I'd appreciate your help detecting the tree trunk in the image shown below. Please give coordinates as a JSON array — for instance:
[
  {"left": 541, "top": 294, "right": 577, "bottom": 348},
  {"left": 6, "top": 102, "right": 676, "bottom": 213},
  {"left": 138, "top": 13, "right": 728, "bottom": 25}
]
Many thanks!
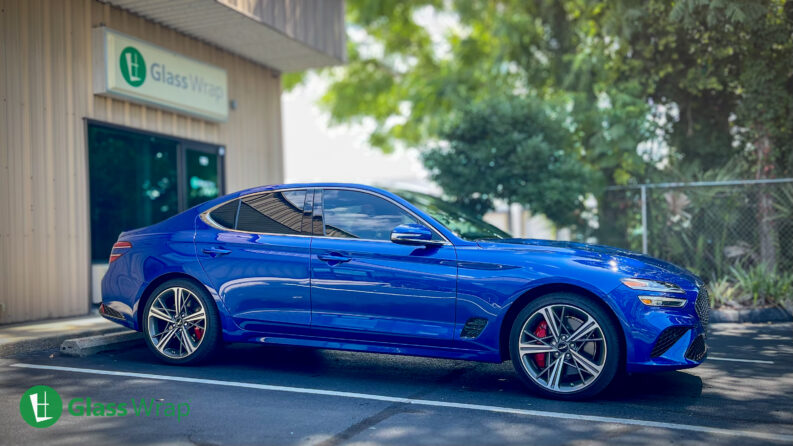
[{"left": 755, "top": 132, "right": 777, "bottom": 270}]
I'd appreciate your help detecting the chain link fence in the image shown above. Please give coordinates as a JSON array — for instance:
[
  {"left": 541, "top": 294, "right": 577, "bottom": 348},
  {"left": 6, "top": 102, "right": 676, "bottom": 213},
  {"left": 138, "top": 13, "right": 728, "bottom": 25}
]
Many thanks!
[{"left": 602, "top": 179, "right": 793, "bottom": 295}]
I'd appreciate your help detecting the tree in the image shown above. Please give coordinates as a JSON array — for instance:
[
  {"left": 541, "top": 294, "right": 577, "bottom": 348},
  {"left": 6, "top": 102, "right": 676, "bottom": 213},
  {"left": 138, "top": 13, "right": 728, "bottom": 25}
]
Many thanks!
[
  {"left": 423, "top": 97, "right": 592, "bottom": 227},
  {"left": 612, "top": 0, "right": 793, "bottom": 268},
  {"left": 293, "top": 0, "right": 792, "bottom": 243}
]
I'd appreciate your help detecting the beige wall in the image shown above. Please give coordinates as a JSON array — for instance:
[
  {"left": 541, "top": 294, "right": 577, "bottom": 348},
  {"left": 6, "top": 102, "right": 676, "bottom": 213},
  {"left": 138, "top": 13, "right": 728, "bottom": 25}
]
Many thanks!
[{"left": 0, "top": 0, "right": 284, "bottom": 324}]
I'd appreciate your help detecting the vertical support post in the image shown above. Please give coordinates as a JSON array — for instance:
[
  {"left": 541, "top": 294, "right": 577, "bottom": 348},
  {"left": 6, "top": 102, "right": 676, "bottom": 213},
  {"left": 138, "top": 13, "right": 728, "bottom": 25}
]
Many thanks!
[{"left": 641, "top": 185, "right": 648, "bottom": 254}]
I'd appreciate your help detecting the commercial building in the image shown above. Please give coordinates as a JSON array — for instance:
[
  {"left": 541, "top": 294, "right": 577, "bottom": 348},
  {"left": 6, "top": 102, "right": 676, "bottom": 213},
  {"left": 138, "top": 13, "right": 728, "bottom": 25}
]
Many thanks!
[{"left": 0, "top": 0, "right": 345, "bottom": 324}]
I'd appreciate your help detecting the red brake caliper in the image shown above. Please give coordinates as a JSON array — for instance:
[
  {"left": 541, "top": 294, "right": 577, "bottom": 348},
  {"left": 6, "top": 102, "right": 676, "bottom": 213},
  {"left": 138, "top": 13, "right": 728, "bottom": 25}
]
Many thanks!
[
  {"left": 193, "top": 327, "right": 204, "bottom": 341},
  {"left": 534, "top": 321, "right": 548, "bottom": 368}
]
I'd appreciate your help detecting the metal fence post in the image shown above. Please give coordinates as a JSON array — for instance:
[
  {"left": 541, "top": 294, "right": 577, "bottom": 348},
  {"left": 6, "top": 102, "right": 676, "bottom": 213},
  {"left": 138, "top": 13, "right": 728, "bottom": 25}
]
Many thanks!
[{"left": 641, "top": 185, "right": 648, "bottom": 254}]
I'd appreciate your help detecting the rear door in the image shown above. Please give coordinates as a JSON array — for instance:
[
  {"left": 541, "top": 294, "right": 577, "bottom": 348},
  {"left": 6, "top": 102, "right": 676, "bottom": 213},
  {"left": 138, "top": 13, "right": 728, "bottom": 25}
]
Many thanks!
[
  {"left": 196, "top": 189, "right": 313, "bottom": 334},
  {"left": 309, "top": 188, "right": 458, "bottom": 346}
]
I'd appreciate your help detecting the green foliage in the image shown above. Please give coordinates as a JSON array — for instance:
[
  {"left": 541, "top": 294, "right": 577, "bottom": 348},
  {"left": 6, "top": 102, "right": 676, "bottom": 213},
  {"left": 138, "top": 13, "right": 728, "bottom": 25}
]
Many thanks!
[
  {"left": 729, "top": 263, "right": 793, "bottom": 306},
  {"left": 422, "top": 97, "right": 592, "bottom": 226},
  {"left": 289, "top": 0, "right": 793, "bottom": 230},
  {"left": 707, "top": 276, "right": 740, "bottom": 308}
]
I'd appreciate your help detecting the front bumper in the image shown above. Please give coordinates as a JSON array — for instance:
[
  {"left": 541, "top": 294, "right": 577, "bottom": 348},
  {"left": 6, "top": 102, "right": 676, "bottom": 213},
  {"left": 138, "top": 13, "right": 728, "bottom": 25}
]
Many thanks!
[{"left": 615, "top": 285, "right": 710, "bottom": 373}]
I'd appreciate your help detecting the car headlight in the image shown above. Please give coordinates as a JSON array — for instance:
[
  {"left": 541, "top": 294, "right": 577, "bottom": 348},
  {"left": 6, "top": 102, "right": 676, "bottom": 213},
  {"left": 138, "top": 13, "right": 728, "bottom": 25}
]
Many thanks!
[
  {"left": 637, "top": 295, "right": 687, "bottom": 308},
  {"left": 620, "top": 278, "right": 684, "bottom": 294}
]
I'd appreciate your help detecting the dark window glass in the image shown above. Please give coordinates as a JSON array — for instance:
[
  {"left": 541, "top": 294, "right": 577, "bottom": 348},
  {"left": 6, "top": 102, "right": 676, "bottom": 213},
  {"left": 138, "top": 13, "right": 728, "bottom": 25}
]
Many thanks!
[
  {"left": 88, "top": 124, "right": 224, "bottom": 262},
  {"left": 209, "top": 199, "right": 239, "bottom": 229},
  {"left": 186, "top": 148, "right": 220, "bottom": 208},
  {"left": 88, "top": 125, "right": 179, "bottom": 261},
  {"left": 236, "top": 190, "right": 307, "bottom": 234},
  {"left": 322, "top": 190, "right": 417, "bottom": 240}
]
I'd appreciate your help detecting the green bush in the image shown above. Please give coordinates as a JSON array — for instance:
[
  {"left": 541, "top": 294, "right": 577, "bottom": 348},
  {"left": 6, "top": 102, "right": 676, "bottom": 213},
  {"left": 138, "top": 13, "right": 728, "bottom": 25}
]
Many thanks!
[{"left": 728, "top": 264, "right": 793, "bottom": 307}]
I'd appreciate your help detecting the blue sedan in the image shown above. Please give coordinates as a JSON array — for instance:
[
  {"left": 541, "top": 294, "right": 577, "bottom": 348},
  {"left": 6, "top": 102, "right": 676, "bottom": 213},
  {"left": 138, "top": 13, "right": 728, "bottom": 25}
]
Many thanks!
[{"left": 101, "top": 183, "right": 709, "bottom": 400}]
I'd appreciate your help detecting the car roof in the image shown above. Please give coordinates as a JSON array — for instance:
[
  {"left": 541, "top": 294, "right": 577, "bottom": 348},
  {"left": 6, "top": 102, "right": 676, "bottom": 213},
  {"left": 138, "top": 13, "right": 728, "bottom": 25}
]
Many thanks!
[{"left": 230, "top": 183, "right": 386, "bottom": 196}]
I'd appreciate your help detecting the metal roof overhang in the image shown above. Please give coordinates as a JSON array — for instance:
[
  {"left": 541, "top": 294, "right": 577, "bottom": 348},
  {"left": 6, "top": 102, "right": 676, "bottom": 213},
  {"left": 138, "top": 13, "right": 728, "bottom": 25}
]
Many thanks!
[{"left": 104, "top": 0, "right": 346, "bottom": 72}]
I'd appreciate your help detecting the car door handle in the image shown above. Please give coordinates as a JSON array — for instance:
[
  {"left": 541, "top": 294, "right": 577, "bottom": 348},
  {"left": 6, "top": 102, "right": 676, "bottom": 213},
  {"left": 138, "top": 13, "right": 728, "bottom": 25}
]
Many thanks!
[
  {"left": 318, "top": 253, "right": 351, "bottom": 263},
  {"left": 202, "top": 247, "right": 231, "bottom": 257}
]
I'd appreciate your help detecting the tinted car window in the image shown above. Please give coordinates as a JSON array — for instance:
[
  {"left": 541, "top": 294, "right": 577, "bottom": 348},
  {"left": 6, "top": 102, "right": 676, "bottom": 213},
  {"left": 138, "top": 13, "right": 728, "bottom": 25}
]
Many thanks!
[
  {"left": 236, "top": 190, "right": 306, "bottom": 234},
  {"left": 322, "top": 190, "right": 418, "bottom": 240},
  {"left": 209, "top": 199, "right": 239, "bottom": 229}
]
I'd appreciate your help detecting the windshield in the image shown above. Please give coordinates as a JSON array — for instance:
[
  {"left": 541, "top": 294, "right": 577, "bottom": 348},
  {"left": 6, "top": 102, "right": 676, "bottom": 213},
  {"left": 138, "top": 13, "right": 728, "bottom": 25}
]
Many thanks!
[{"left": 392, "top": 190, "right": 511, "bottom": 241}]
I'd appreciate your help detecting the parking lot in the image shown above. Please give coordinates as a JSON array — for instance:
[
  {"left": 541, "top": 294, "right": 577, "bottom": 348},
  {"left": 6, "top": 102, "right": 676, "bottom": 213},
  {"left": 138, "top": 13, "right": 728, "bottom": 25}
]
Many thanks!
[{"left": 1, "top": 322, "right": 791, "bottom": 446}]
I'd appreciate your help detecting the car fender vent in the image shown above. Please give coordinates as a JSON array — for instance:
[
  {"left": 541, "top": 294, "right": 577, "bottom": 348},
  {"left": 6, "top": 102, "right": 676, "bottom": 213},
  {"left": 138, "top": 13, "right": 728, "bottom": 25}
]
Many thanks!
[
  {"left": 650, "top": 326, "right": 690, "bottom": 357},
  {"left": 460, "top": 317, "right": 489, "bottom": 339}
]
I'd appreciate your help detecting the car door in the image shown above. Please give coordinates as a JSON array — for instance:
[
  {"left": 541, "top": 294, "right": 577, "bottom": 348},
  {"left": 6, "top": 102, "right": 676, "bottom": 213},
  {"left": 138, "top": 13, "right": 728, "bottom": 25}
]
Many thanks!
[
  {"left": 310, "top": 188, "right": 458, "bottom": 347},
  {"left": 196, "top": 189, "right": 314, "bottom": 334}
]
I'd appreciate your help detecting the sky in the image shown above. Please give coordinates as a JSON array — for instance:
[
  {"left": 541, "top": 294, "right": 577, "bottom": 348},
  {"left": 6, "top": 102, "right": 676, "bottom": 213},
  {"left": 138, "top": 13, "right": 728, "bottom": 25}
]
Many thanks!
[{"left": 282, "top": 75, "right": 437, "bottom": 193}]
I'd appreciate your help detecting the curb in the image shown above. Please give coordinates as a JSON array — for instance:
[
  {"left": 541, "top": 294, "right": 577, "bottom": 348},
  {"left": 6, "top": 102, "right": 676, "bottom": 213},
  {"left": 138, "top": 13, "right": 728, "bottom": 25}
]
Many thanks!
[
  {"left": 0, "top": 325, "right": 127, "bottom": 357},
  {"left": 710, "top": 305, "right": 793, "bottom": 324},
  {"left": 60, "top": 331, "right": 143, "bottom": 357}
]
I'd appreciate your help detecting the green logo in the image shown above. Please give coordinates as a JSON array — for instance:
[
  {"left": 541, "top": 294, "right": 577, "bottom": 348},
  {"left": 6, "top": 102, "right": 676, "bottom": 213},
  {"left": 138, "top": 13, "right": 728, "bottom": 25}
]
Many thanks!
[
  {"left": 19, "top": 385, "right": 63, "bottom": 428},
  {"left": 119, "top": 46, "right": 146, "bottom": 87}
]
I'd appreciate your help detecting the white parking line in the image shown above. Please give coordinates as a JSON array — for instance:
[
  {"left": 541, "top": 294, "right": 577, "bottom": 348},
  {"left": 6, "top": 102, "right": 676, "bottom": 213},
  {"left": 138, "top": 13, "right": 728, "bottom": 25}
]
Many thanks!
[
  {"left": 708, "top": 356, "right": 775, "bottom": 364},
  {"left": 11, "top": 362, "right": 793, "bottom": 443}
]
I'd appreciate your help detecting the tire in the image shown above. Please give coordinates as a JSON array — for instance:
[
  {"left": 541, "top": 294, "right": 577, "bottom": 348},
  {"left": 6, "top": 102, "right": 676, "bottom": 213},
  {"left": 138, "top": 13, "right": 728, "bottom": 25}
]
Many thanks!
[
  {"left": 142, "top": 279, "right": 221, "bottom": 365},
  {"left": 509, "top": 292, "right": 621, "bottom": 400}
]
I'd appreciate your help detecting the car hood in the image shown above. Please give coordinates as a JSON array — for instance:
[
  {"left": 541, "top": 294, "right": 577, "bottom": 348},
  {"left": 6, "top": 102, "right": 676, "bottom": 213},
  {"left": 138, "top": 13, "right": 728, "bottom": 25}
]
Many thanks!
[{"left": 476, "top": 238, "right": 701, "bottom": 289}]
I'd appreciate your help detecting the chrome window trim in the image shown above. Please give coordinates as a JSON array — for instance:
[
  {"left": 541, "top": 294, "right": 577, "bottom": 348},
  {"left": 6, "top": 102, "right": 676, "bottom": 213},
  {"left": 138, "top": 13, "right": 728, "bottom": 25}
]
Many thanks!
[{"left": 200, "top": 186, "right": 453, "bottom": 246}]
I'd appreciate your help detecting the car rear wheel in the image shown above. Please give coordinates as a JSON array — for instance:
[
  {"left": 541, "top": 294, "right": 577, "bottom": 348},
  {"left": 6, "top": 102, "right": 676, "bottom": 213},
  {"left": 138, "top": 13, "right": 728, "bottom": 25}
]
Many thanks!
[
  {"left": 509, "top": 292, "right": 620, "bottom": 400},
  {"left": 142, "top": 279, "right": 220, "bottom": 365}
]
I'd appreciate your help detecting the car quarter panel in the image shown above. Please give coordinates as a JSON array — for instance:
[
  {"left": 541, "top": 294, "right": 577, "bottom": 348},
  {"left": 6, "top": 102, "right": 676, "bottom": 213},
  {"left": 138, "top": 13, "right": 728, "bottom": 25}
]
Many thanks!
[{"left": 100, "top": 222, "right": 223, "bottom": 332}]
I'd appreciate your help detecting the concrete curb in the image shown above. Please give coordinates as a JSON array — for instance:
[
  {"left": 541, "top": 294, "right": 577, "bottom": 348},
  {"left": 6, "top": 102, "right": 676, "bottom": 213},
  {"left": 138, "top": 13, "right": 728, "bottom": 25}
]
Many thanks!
[
  {"left": 60, "top": 331, "right": 144, "bottom": 357},
  {"left": 711, "top": 305, "right": 793, "bottom": 324},
  {"left": 0, "top": 325, "right": 127, "bottom": 357}
]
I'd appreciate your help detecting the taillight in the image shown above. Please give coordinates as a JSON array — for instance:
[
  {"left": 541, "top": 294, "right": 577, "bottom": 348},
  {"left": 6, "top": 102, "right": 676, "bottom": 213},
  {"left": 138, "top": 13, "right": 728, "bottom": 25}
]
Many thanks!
[{"left": 109, "top": 241, "right": 132, "bottom": 263}]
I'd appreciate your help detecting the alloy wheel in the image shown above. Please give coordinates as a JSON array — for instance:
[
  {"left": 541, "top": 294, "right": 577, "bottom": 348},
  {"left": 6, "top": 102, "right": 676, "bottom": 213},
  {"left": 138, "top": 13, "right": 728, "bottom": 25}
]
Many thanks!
[
  {"left": 146, "top": 287, "right": 207, "bottom": 359},
  {"left": 517, "top": 304, "right": 607, "bottom": 393}
]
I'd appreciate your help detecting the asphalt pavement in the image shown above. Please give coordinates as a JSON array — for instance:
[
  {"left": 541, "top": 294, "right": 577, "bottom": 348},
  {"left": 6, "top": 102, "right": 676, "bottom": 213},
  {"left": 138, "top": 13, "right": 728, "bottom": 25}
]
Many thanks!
[{"left": 1, "top": 322, "right": 791, "bottom": 446}]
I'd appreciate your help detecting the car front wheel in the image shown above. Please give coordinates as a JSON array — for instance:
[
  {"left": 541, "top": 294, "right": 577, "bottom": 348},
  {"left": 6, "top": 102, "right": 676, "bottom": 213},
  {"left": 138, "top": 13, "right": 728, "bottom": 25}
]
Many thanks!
[
  {"left": 509, "top": 293, "right": 621, "bottom": 400},
  {"left": 142, "top": 279, "right": 220, "bottom": 365}
]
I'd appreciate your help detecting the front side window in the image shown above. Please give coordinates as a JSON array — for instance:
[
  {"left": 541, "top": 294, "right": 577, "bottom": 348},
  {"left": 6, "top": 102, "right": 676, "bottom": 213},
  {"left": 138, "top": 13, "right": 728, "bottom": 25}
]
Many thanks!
[
  {"left": 236, "top": 190, "right": 307, "bottom": 234},
  {"left": 322, "top": 190, "right": 420, "bottom": 240}
]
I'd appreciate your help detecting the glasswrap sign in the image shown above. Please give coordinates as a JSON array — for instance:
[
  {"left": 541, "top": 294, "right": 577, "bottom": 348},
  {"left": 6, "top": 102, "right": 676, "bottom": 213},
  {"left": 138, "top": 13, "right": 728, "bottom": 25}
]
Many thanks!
[{"left": 92, "top": 27, "right": 228, "bottom": 122}]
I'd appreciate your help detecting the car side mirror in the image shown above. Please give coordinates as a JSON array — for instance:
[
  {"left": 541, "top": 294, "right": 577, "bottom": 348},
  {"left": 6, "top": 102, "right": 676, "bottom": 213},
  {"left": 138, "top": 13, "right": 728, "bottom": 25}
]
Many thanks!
[{"left": 390, "top": 223, "right": 442, "bottom": 246}]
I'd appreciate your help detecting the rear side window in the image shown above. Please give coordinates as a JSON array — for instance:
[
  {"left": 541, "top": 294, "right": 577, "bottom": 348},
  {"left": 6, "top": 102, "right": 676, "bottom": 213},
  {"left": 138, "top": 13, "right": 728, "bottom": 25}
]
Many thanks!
[
  {"left": 236, "top": 190, "right": 307, "bottom": 234},
  {"left": 209, "top": 199, "right": 239, "bottom": 229}
]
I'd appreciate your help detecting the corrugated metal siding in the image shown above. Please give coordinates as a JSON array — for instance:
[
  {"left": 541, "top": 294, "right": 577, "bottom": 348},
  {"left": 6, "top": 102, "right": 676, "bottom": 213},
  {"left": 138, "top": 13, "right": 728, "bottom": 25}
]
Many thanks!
[{"left": 0, "top": 0, "right": 284, "bottom": 324}]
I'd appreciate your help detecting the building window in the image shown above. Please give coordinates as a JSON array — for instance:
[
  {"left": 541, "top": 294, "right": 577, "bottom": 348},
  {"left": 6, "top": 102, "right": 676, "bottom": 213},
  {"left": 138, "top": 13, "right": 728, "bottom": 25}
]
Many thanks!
[{"left": 88, "top": 122, "right": 224, "bottom": 262}]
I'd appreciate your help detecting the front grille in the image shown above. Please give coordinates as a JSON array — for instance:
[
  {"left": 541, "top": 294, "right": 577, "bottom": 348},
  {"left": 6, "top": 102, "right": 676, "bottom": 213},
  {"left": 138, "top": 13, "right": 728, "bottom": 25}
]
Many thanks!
[
  {"left": 685, "top": 334, "right": 707, "bottom": 361},
  {"left": 696, "top": 287, "right": 711, "bottom": 329},
  {"left": 651, "top": 326, "right": 690, "bottom": 357}
]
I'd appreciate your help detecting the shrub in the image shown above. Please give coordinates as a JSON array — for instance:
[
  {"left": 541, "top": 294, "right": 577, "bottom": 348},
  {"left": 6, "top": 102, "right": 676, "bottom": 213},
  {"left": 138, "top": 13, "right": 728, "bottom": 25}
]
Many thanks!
[{"left": 728, "top": 263, "right": 793, "bottom": 306}]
